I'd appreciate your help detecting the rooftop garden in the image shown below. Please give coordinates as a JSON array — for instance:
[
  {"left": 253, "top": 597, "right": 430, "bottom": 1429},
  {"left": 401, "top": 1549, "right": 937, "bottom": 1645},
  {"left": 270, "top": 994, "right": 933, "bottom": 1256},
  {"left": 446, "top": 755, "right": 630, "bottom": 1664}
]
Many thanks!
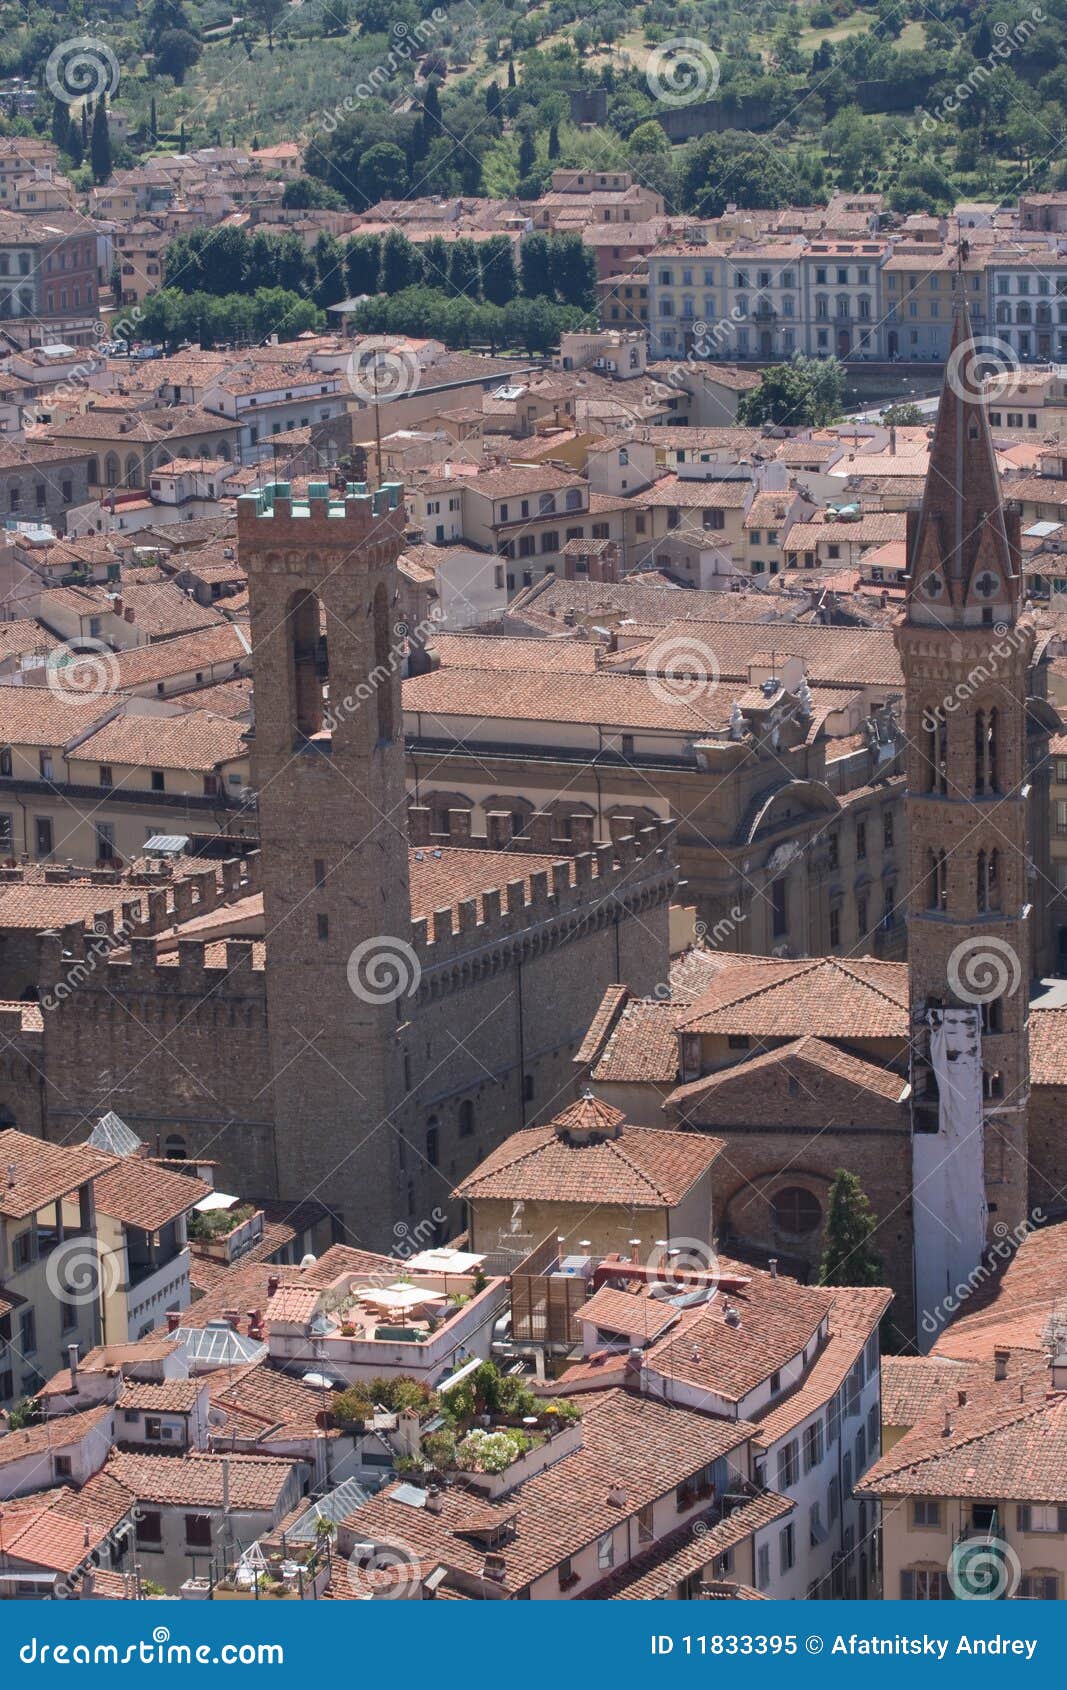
[{"left": 188, "top": 1203, "right": 256, "bottom": 1242}]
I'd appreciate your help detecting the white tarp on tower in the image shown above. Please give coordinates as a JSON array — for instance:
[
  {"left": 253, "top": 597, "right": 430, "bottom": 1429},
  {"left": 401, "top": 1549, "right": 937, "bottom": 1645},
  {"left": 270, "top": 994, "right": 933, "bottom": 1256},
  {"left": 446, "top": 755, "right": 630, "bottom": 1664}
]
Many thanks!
[{"left": 913, "top": 1005, "right": 987, "bottom": 1351}]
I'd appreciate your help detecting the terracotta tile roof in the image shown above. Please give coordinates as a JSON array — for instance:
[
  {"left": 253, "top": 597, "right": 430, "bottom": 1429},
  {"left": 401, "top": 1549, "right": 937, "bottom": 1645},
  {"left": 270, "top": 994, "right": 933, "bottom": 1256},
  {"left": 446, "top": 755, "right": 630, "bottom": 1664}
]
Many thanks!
[
  {"left": 582, "top": 1489, "right": 794, "bottom": 1599},
  {"left": 118, "top": 1380, "right": 205, "bottom": 1413},
  {"left": 107, "top": 1450, "right": 297, "bottom": 1510},
  {"left": 0, "top": 1402, "right": 113, "bottom": 1470},
  {"left": 429, "top": 633, "right": 600, "bottom": 674},
  {"left": 576, "top": 1284, "right": 680, "bottom": 1342},
  {"left": 410, "top": 846, "right": 595, "bottom": 926},
  {"left": 932, "top": 1217, "right": 1067, "bottom": 1361},
  {"left": 404, "top": 666, "right": 730, "bottom": 733},
  {"left": 0, "top": 687, "right": 110, "bottom": 748},
  {"left": 636, "top": 476, "right": 750, "bottom": 511},
  {"left": 634, "top": 1267, "right": 833, "bottom": 1404},
  {"left": 92, "top": 1158, "right": 211, "bottom": 1231},
  {"left": 71, "top": 709, "right": 248, "bottom": 774},
  {"left": 590, "top": 998, "right": 684, "bottom": 1085},
  {"left": 755, "top": 1286, "right": 892, "bottom": 1443},
  {"left": 858, "top": 1387, "right": 1067, "bottom": 1502},
  {"left": 2, "top": 1472, "right": 134, "bottom": 1576},
  {"left": 626, "top": 617, "right": 903, "bottom": 688},
  {"left": 341, "top": 1388, "right": 755, "bottom": 1594},
  {"left": 1028, "top": 1006, "right": 1067, "bottom": 1084},
  {"left": 668, "top": 1035, "right": 908, "bottom": 1115},
  {"left": 208, "top": 1361, "right": 330, "bottom": 1443},
  {"left": 110, "top": 624, "right": 249, "bottom": 690},
  {"left": 0, "top": 620, "right": 60, "bottom": 661},
  {"left": 0, "top": 1128, "right": 115, "bottom": 1219},
  {"left": 454, "top": 1112, "right": 721, "bottom": 1207},
  {"left": 880, "top": 1356, "right": 989, "bottom": 1428},
  {"left": 677, "top": 955, "right": 909, "bottom": 1040}
]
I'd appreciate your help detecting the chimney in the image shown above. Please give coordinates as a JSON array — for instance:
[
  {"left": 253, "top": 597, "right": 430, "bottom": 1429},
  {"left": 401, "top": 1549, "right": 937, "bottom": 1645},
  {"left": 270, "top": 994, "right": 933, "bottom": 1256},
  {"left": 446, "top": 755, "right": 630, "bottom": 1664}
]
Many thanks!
[
  {"left": 768, "top": 1258, "right": 778, "bottom": 1279},
  {"left": 994, "top": 1347, "right": 1009, "bottom": 1382},
  {"left": 889, "top": 425, "right": 897, "bottom": 456},
  {"left": 221, "top": 1456, "right": 230, "bottom": 1514},
  {"left": 942, "top": 1409, "right": 952, "bottom": 1437},
  {"left": 124, "top": 607, "right": 135, "bottom": 624},
  {"left": 723, "top": 1302, "right": 741, "bottom": 1328},
  {"left": 957, "top": 1389, "right": 968, "bottom": 1407},
  {"left": 67, "top": 1343, "right": 79, "bottom": 1391},
  {"left": 623, "top": 1347, "right": 643, "bottom": 1391},
  {"left": 267, "top": 1274, "right": 280, "bottom": 1298},
  {"left": 166, "top": 1310, "right": 180, "bottom": 1332},
  {"left": 425, "top": 1484, "right": 443, "bottom": 1515}
]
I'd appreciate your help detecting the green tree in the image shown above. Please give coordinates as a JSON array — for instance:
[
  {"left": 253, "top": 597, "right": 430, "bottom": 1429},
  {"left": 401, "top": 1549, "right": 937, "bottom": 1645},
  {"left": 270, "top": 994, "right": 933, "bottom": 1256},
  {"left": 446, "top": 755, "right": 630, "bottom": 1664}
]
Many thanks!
[
  {"left": 519, "top": 231, "right": 552, "bottom": 300},
  {"left": 247, "top": 0, "right": 286, "bottom": 49},
  {"left": 344, "top": 233, "right": 382, "bottom": 296},
  {"left": 282, "top": 177, "right": 346, "bottom": 210},
  {"left": 90, "top": 99, "right": 112, "bottom": 185},
  {"left": 313, "top": 232, "right": 346, "bottom": 307},
  {"left": 156, "top": 28, "right": 202, "bottom": 83},
  {"left": 480, "top": 234, "right": 518, "bottom": 306},
  {"left": 357, "top": 141, "right": 409, "bottom": 203},
  {"left": 448, "top": 237, "right": 482, "bottom": 301},
  {"left": 518, "top": 127, "right": 536, "bottom": 178},
  {"left": 737, "top": 354, "right": 844, "bottom": 429},
  {"left": 819, "top": 1169, "right": 883, "bottom": 1288},
  {"left": 380, "top": 228, "right": 422, "bottom": 293},
  {"left": 50, "top": 98, "right": 71, "bottom": 154},
  {"left": 881, "top": 402, "right": 925, "bottom": 426},
  {"left": 548, "top": 232, "right": 596, "bottom": 310}
]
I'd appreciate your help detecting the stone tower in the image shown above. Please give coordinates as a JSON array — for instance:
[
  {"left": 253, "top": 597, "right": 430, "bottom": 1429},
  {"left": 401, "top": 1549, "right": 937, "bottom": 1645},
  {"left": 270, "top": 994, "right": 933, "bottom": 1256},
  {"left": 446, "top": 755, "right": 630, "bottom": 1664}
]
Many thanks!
[
  {"left": 895, "top": 303, "right": 1034, "bottom": 1340},
  {"left": 239, "top": 480, "right": 412, "bottom": 1248}
]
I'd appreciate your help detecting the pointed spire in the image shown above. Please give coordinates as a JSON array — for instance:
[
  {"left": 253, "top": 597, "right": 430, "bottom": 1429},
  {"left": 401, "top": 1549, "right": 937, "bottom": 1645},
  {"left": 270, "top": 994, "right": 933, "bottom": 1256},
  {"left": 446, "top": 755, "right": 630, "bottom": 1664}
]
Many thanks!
[{"left": 906, "top": 294, "right": 1020, "bottom": 622}]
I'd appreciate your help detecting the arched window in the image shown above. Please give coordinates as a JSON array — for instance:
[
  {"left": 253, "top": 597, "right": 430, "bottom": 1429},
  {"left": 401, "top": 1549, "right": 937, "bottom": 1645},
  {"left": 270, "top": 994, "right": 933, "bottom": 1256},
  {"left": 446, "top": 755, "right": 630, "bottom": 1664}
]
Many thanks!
[
  {"left": 1017, "top": 302, "right": 1032, "bottom": 324},
  {"left": 124, "top": 453, "right": 139, "bottom": 488},
  {"left": 977, "top": 848, "right": 1001, "bottom": 913},
  {"left": 104, "top": 452, "right": 120, "bottom": 487},
  {"left": 925, "top": 714, "right": 948, "bottom": 794},
  {"left": 772, "top": 1186, "right": 822, "bottom": 1237},
  {"left": 926, "top": 849, "right": 948, "bottom": 912},
  {"left": 164, "top": 1133, "right": 187, "bottom": 1159},
  {"left": 372, "top": 582, "right": 394, "bottom": 745},
  {"left": 87, "top": 457, "right": 99, "bottom": 485},
  {"left": 287, "top": 589, "right": 323, "bottom": 741},
  {"left": 425, "top": 1116, "right": 439, "bottom": 1168},
  {"left": 458, "top": 1100, "right": 474, "bottom": 1138},
  {"left": 976, "top": 707, "right": 998, "bottom": 795}
]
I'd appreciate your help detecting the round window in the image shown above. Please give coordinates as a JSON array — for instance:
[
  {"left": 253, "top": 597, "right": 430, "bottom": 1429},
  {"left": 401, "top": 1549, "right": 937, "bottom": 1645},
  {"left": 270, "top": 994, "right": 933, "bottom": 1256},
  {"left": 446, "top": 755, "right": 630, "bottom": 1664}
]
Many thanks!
[{"left": 772, "top": 1186, "right": 822, "bottom": 1237}]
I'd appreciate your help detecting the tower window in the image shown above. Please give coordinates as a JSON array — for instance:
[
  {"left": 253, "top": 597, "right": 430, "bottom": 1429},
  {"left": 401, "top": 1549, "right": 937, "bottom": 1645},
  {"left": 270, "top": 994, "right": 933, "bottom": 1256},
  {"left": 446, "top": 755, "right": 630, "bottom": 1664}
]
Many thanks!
[
  {"left": 288, "top": 589, "right": 324, "bottom": 741},
  {"left": 926, "top": 849, "right": 948, "bottom": 912},
  {"left": 925, "top": 715, "right": 948, "bottom": 794},
  {"left": 458, "top": 1100, "right": 474, "bottom": 1137},
  {"left": 976, "top": 707, "right": 999, "bottom": 796},
  {"left": 373, "top": 583, "right": 394, "bottom": 746},
  {"left": 313, "top": 858, "right": 326, "bottom": 888},
  {"left": 316, "top": 913, "right": 329, "bottom": 941}
]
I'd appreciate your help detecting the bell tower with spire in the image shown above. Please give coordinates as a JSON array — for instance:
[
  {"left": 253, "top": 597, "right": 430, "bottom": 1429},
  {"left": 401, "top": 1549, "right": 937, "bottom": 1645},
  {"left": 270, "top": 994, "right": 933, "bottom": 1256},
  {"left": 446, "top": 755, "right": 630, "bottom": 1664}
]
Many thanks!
[{"left": 895, "top": 300, "right": 1034, "bottom": 1337}]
